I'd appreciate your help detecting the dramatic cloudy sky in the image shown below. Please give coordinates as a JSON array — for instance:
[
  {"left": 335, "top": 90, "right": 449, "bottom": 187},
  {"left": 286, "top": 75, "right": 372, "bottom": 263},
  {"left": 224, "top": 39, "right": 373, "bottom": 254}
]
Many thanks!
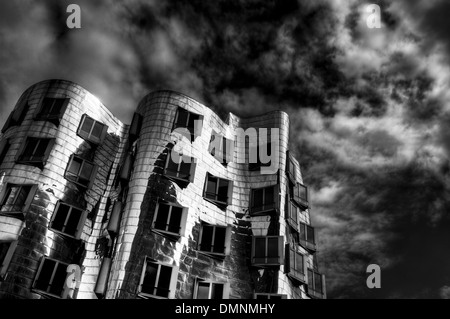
[{"left": 1, "top": 0, "right": 450, "bottom": 299}]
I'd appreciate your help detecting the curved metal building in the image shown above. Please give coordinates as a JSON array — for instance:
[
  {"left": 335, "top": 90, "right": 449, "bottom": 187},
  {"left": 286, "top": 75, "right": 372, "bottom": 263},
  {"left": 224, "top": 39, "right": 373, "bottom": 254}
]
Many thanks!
[{"left": 0, "top": 80, "right": 325, "bottom": 299}]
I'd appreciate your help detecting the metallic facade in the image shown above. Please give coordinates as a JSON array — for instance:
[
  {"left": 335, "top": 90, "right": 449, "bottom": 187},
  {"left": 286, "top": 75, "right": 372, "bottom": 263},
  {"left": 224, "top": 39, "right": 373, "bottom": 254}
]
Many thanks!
[{"left": 0, "top": 79, "right": 325, "bottom": 299}]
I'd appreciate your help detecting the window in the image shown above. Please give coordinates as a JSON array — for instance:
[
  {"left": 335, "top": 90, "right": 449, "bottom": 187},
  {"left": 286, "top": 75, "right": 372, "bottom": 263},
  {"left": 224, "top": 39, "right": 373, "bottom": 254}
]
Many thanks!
[
  {"left": 77, "top": 114, "right": 108, "bottom": 144},
  {"left": 137, "top": 258, "right": 178, "bottom": 299},
  {"left": 198, "top": 223, "right": 231, "bottom": 257},
  {"left": 246, "top": 134, "right": 272, "bottom": 171},
  {"left": 286, "top": 196, "right": 299, "bottom": 231},
  {"left": 254, "top": 293, "right": 287, "bottom": 299},
  {"left": 286, "top": 151, "right": 297, "bottom": 183},
  {"left": 0, "top": 241, "right": 18, "bottom": 279},
  {"left": 49, "top": 201, "right": 87, "bottom": 239},
  {"left": 307, "top": 269, "right": 326, "bottom": 299},
  {"left": 33, "top": 257, "right": 69, "bottom": 298},
  {"left": 203, "top": 174, "right": 233, "bottom": 207},
  {"left": 209, "top": 131, "right": 234, "bottom": 165},
  {"left": 299, "top": 222, "right": 316, "bottom": 252},
  {"left": 0, "top": 184, "right": 37, "bottom": 216},
  {"left": 291, "top": 183, "right": 308, "bottom": 209},
  {"left": 129, "top": 112, "right": 143, "bottom": 142},
  {"left": 65, "top": 155, "right": 97, "bottom": 189},
  {"left": 15, "top": 137, "right": 55, "bottom": 168},
  {"left": 164, "top": 150, "right": 196, "bottom": 183},
  {"left": 194, "top": 279, "right": 230, "bottom": 299},
  {"left": 152, "top": 202, "right": 188, "bottom": 238},
  {"left": 250, "top": 185, "right": 278, "bottom": 216},
  {"left": 251, "top": 236, "right": 284, "bottom": 266},
  {"left": 1, "top": 99, "right": 29, "bottom": 133},
  {"left": 0, "top": 139, "right": 11, "bottom": 166},
  {"left": 34, "top": 97, "right": 69, "bottom": 126},
  {"left": 119, "top": 152, "right": 134, "bottom": 181},
  {"left": 285, "top": 244, "right": 307, "bottom": 284},
  {"left": 172, "top": 108, "right": 203, "bottom": 142},
  {"left": 249, "top": 141, "right": 272, "bottom": 171}
]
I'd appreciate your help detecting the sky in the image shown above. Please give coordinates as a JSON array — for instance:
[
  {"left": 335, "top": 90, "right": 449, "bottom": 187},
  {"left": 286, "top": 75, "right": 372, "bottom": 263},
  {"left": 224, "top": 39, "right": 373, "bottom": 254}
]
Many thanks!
[{"left": 1, "top": 0, "right": 450, "bottom": 299}]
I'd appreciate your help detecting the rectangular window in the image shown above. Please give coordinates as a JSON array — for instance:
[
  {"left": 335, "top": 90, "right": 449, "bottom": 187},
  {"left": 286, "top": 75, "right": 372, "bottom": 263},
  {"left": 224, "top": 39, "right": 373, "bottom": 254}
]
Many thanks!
[
  {"left": 286, "top": 196, "right": 299, "bottom": 231},
  {"left": 0, "top": 139, "right": 11, "bottom": 166},
  {"left": 129, "top": 112, "right": 143, "bottom": 142},
  {"left": 173, "top": 108, "right": 202, "bottom": 142},
  {"left": 33, "top": 257, "right": 70, "bottom": 298},
  {"left": 299, "top": 222, "right": 316, "bottom": 252},
  {"left": 15, "top": 137, "right": 55, "bottom": 168},
  {"left": 286, "top": 151, "right": 297, "bottom": 183},
  {"left": 251, "top": 236, "right": 284, "bottom": 266},
  {"left": 203, "top": 174, "right": 233, "bottom": 207},
  {"left": 285, "top": 244, "right": 307, "bottom": 284},
  {"left": 1, "top": 99, "right": 30, "bottom": 133},
  {"left": 49, "top": 201, "right": 87, "bottom": 239},
  {"left": 65, "top": 155, "right": 97, "bottom": 189},
  {"left": 250, "top": 185, "right": 278, "bottom": 215},
  {"left": 0, "top": 184, "right": 37, "bottom": 216},
  {"left": 137, "top": 258, "right": 178, "bottom": 299},
  {"left": 291, "top": 183, "right": 308, "bottom": 209},
  {"left": 249, "top": 141, "right": 272, "bottom": 171},
  {"left": 152, "top": 202, "right": 188, "bottom": 237},
  {"left": 164, "top": 150, "right": 196, "bottom": 183},
  {"left": 209, "top": 131, "right": 234, "bottom": 165},
  {"left": 254, "top": 293, "right": 287, "bottom": 299},
  {"left": 0, "top": 241, "right": 18, "bottom": 279},
  {"left": 77, "top": 114, "right": 108, "bottom": 144},
  {"left": 194, "top": 280, "right": 230, "bottom": 299},
  {"left": 35, "top": 98, "right": 69, "bottom": 125},
  {"left": 198, "top": 224, "right": 231, "bottom": 256},
  {"left": 307, "top": 269, "right": 326, "bottom": 299}
]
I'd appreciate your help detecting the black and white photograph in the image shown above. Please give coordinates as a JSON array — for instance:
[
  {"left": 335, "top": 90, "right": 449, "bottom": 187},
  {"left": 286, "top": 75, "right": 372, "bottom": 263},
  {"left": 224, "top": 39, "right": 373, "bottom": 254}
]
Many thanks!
[{"left": 0, "top": 0, "right": 449, "bottom": 306}]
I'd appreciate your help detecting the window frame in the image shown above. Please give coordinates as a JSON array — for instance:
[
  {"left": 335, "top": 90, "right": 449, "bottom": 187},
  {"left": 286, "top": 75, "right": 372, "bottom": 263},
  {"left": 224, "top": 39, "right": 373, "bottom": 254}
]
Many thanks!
[
  {"left": 249, "top": 184, "right": 279, "bottom": 216},
  {"left": 64, "top": 154, "right": 97, "bottom": 189},
  {"left": 251, "top": 236, "right": 284, "bottom": 266},
  {"left": 0, "top": 183, "right": 38, "bottom": 217},
  {"left": 77, "top": 114, "right": 108, "bottom": 145},
  {"left": 163, "top": 149, "right": 196, "bottom": 184},
  {"left": 129, "top": 112, "right": 143, "bottom": 142},
  {"left": 248, "top": 133, "right": 273, "bottom": 171},
  {"left": 197, "top": 223, "right": 232, "bottom": 257},
  {"left": 172, "top": 107, "right": 203, "bottom": 142},
  {"left": 137, "top": 258, "right": 179, "bottom": 299},
  {"left": 286, "top": 151, "right": 297, "bottom": 183},
  {"left": 203, "top": 173, "right": 233, "bottom": 207},
  {"left": 285, "top": 244, "right": 307, "bottom": 284},
  {"left": 299, "top": 222, "right": 317, "bottom": 252},
  {"left": 32, "top": 257, "right": 70, "bottom": 299},
  {"left": 286, "top": 195, "right": 299, "bottom": 231},
  {"left": 34, "top": 97, "right": 69, "bottom": 126},
  {"left": 307, "top": 268, "right": 326, "bottom": 299},
  {"left": 1, "top": 99, "right": 30, "bottom": 133},
  {"left": 15, "top": 137, "right": 55, "bottom": 169},
  {"left": 209, "top": 131, "right": 234, "bottom": 165},
  {"left": 193, "top": 278, "right": 230, "bottom": 299},
  {"left": 49, "top": 201, "right": 87, "bottom": 239},
  {"left": 0, "top": 240, "right": 18, "bottom": 280},
  {"left": 291, "top": 183, "right": 309, "bottom": 209},
  {"left": 152, "top": 201, "right": 188, "bottom": 238},
  {"left": 0, "top": 139, "right": 11, "bottom": 166}
]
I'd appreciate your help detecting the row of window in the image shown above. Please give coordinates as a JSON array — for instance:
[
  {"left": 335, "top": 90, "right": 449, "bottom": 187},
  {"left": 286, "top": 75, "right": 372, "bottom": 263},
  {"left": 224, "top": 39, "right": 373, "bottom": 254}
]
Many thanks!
[
  {"left": 2, "top": 96, "right": 108, "bottom": 142},
  {"left": 2, "top": 250, "right": 320, "bottom": 299},
  {"left": 0, "top": 114, "right": 107, "bottom": 172},
  {"left": 137, "top": 255, "right": 324, "bottom": 299}
]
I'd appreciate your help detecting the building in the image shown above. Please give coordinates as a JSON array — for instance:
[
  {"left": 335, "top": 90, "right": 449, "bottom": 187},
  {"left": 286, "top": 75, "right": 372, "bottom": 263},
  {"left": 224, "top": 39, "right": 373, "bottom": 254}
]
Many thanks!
[{"left": 0, "top": 79, "right": 326, "bottom": 299}]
